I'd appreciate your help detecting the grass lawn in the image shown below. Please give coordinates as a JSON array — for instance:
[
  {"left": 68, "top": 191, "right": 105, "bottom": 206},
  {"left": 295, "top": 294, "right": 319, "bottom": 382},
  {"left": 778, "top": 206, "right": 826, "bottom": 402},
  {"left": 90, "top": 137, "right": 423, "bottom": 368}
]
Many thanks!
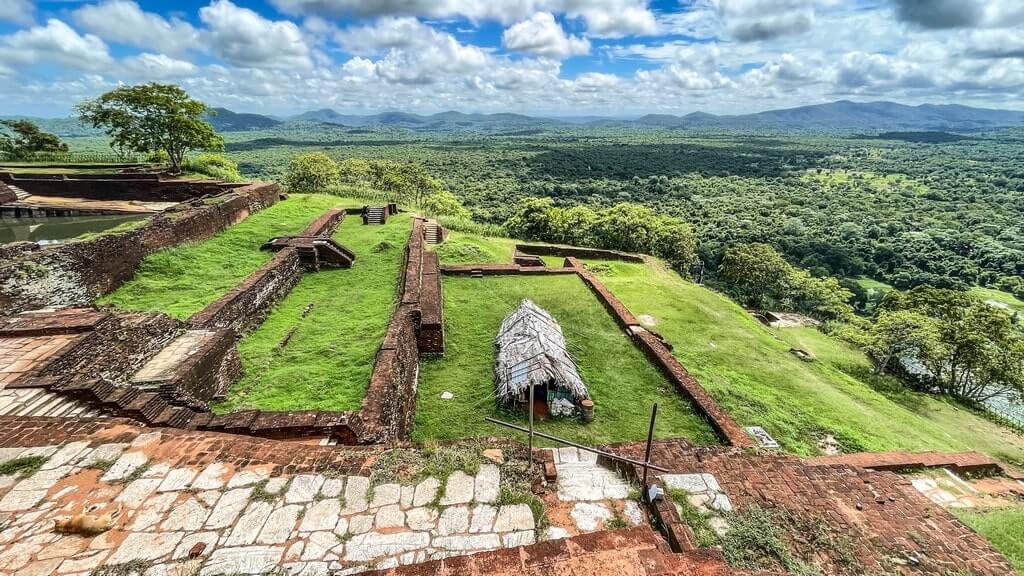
[
  {"left": 583, "top": 259, "right": 1024, "bottom": 465},
  {"left": 99, "top": 194, "right": 364, "bottom": 319},
  {"left": 954, "top": 506, "right": 1024, "bottom": 574},
  {"left": 213, "top": 213, "right": 410, "bottom": 413},
  {"left": 971, "top": 287, "right": 1024, "bottom": 314},
  {"left": 414, "top": 274, "right": 719, "bottom": 446},
  {"left": 431, "top": 231, "right": 563, "bottom": 266}
]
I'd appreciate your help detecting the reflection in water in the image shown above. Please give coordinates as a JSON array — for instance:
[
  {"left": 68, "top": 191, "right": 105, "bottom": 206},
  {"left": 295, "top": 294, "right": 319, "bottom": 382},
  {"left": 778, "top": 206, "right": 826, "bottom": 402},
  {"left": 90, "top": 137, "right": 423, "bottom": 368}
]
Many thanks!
[{"left": 0, "top": 214, "right": 147, "bottom": 245}]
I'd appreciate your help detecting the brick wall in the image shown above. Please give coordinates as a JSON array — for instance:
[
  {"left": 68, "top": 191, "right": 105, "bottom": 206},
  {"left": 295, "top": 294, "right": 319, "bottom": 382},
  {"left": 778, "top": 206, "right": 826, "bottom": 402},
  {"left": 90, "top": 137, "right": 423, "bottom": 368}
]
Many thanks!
[
  {"left": 0, "top": 182, "right": 283, "bottom": 314},
  {"left": 515, "top": 243, "right": 646, "bottom": 263},
  {"left": 188, "top": 248, "right": 304, "bottom": 333},
  {"left": 418, "top": 251, "right": 445, "bottom": 355},
  {"left": 0, "top": 182, "right": 15, "bottom": 204},
  {"left": 0, "top": 172, "right": 248, "bottom": 202}
]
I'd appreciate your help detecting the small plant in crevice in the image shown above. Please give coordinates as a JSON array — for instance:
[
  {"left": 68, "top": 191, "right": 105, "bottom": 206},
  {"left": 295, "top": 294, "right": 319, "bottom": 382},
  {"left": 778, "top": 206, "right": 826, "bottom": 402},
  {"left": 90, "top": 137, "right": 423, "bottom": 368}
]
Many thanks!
[
  {"left": 89, "top": 559, "right": 152, "bottom": 576},
  {"left": 0, "top": 455, "right": 47, "bottom": 478},
  {"left": 84, "top": 459, "right": 116, "bottom": 473},
  {"left": 112, "top": 462, "right": 151, "bottom": 485},
  {"left": 605, "top": 504, "right": 630, "bottom": 530},
  {"left": 719, "top": 505, "right": 828, "bottom": 576},
  {"left": 666, "top": 488, "right": 720, "bottom": 548},
  {"left": 251, "top": 478, "right": 287, "bottom": 502}
]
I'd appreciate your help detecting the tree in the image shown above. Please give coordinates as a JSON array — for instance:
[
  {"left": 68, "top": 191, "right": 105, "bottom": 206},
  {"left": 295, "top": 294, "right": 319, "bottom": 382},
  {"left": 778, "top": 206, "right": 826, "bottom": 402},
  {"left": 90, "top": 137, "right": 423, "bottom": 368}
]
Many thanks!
[
  {"left": 284, "top": 152, "right": 340, "bottom": 192},
  {"left": 76, "top": 83, "right": 223, "bottom": 173},
  {"left": 864, "top": 310, "right": 942, "bottom": 374},
  {"left": 718, "top": 243, "right": 792, "bottom": 310},
  {"left": 504, "top": 197, "right": 559, "bottom": 241},
  {"left": 880, "top": 286, "right": 1024, "bottom": 403},
  {"left": 421, "top": 190, "right": 470, "bottom": 219},
  {"left": 0, "top": 120, "right": 67, "bottom": 158}
]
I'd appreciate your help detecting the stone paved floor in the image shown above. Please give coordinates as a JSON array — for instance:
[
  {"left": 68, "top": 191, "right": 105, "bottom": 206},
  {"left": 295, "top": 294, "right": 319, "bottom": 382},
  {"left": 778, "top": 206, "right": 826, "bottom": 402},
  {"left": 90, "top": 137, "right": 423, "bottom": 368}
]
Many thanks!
[
  {"left": 543, "top": 447, "right": 645, "bottom": 539},
  {"left": 0, "top": 426, "right": 651, "bottom": 576}
]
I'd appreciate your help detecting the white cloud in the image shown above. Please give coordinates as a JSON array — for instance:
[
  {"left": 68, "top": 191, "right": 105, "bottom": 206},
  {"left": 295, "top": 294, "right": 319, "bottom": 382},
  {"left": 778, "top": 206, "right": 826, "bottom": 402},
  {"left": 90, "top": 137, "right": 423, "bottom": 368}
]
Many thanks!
[
  {"left": 72, "top": 0, "right": 199, "bottom": 56},
  {"left": 270, "top": 0, "right": 656, "bottom": 37},
  {"left": 502, "top": 12, "right": 589, "bottom": 59},
  {"left": 0, "top": 0, "right": 33, "bottom": 26},
  {"left": 199, "top": 0, "right": 312, "bottom": 70},
  {"left": 0, "top": 19, "right": 112, "bottom": 73},
  {"left": 122, "top": 53, "right": 199, "bottom": 78},
  {"left": 717, "top": 0, "right": 816, "bottom": 41},
  {"left": 334, "top": 17, "right": 437, "bottom": 54}
]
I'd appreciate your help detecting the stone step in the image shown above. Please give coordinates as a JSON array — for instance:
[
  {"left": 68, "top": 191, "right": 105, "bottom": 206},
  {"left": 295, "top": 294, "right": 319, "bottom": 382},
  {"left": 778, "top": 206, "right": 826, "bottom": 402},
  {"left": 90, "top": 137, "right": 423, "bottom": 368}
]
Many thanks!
[{"left": 132, "top": 330, "right": 218, "bottom": 387}]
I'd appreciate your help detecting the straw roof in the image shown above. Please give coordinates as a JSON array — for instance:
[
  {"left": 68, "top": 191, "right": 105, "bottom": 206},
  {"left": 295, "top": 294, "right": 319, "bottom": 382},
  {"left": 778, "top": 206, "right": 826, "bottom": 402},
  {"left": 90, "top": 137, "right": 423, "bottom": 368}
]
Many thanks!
[{"left": 494, "top": 299, "right": 589, "bottom": 402}]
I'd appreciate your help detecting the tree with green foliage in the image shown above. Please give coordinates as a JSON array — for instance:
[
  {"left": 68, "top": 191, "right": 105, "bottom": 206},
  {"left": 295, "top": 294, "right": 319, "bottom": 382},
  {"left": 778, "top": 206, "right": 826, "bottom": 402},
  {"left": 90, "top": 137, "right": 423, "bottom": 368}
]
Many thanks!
[
  {"left": 504, "top": 197, "right": 559, "bottom": 241},
  {"left": 421, "top": 190, "right": 470, "bottom": 219},
  {"left": 863, "top": 310, "right": 942, "bottom": 375},
  {"left": 0, "top": 120, "right": 68, "bottom": 158},
  {"left": 184, "top": 153, "right": 242, "bottom": 182},
  {"left": 718, "top": 243, "right": 793, "bottom": 310},
  {"left": 880, "top": 286, "right": 1024, "bottom": 403},
  {"left": 718, "top": 243, "right": 853, "bottom": 319},
  {"left": 284, "top": 152, "right": 341, "bottom": 192},
  {"left": 76, "top": 83, "right": 223, "bottom": 173}
]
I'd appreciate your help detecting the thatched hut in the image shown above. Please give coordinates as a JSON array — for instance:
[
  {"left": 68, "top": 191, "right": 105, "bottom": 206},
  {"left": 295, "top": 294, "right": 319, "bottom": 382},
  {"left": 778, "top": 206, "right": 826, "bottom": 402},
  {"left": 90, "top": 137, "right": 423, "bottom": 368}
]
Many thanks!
[{"left": 494, "top": 299, "right": 589, "bottom": 418}]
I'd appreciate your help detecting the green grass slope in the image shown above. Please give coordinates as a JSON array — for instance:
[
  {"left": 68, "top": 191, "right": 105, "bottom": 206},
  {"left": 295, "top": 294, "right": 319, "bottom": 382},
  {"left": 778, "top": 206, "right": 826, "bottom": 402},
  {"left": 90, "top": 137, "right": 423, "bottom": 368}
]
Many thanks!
[
  {"left": 415, "top": 274, "right": 718, "bottom": 446},
  {"left": 954, "top": 507, "right": 1024, "bottom": 574},
  {"left": 589, "top": 259, "right": 1024, "bottom": 464},
  {"left": 99, "top": 194, "right": 364, "bottom": 319},
  {"left": 214, "top": 213, "right": 410, "bottom": 413}
]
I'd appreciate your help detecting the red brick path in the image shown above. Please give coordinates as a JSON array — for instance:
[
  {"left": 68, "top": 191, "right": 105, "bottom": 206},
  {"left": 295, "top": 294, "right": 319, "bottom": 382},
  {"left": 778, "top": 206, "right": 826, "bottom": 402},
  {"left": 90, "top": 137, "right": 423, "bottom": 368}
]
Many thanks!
[{"left": 605, "top": 440, "right": 1015, "bottom": 575}]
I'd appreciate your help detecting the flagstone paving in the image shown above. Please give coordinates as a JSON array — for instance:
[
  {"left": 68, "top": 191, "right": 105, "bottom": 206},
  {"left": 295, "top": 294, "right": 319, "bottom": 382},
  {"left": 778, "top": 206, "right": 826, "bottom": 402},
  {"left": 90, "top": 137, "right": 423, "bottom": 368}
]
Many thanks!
[{"left": 0, "top": 426, "right": 649, "bottom": 576}]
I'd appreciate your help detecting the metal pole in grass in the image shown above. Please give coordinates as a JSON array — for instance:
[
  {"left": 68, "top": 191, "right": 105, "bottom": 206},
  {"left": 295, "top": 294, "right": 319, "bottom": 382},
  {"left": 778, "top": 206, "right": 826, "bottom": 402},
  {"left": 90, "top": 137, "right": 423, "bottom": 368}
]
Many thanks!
[
  {"left": 528, "top": 383, "right": 535, "bottom": 469},
  {"left": 642, "top": 403, "right": 658, "bottom": 501}
]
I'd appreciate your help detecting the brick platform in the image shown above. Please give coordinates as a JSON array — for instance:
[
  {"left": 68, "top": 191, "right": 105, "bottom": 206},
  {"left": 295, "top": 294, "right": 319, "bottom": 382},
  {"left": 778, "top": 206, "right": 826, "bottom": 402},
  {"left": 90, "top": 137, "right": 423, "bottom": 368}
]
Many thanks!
[
  {"left": 604, "top": 440, "right": 1015, "bottom": 575},
  {"left": 807, "top": 450, "right": 1023, "bottom": 480}
]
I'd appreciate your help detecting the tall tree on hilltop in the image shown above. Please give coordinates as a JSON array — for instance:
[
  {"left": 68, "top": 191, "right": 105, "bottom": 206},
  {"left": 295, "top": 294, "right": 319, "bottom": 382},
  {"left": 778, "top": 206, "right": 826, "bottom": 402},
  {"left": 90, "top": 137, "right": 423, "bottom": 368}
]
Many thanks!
[{"left": 76, "top": 83, "right": 223, "bottom": 173}]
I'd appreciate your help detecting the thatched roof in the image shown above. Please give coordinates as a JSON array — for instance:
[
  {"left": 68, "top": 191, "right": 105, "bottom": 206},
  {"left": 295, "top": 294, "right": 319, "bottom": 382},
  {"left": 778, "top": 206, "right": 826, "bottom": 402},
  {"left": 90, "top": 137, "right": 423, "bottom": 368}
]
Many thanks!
[{"left": 494, "top": 299, "right": 589, "bottom": 402}]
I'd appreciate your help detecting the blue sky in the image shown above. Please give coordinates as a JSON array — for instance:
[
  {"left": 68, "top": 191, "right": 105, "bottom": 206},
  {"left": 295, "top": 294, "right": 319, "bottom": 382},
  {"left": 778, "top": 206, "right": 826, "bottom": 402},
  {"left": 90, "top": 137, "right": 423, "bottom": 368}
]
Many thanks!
[{"left": 1, "top": 0, "right": 1022, "bottom": 117}]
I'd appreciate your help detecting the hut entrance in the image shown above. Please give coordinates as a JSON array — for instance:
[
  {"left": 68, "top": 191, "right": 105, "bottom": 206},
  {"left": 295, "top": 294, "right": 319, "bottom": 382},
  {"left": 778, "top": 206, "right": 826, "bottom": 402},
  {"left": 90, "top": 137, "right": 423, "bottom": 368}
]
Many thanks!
[{"left": 494, "top": 299, "right": 591, "bottom": 420}]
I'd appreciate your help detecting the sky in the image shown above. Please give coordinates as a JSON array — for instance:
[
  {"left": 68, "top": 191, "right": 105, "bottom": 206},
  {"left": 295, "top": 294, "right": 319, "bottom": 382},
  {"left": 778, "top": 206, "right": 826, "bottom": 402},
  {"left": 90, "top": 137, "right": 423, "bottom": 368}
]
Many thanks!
[{"left": 0, "top": 0, "right": 1022, "bottom": 117}]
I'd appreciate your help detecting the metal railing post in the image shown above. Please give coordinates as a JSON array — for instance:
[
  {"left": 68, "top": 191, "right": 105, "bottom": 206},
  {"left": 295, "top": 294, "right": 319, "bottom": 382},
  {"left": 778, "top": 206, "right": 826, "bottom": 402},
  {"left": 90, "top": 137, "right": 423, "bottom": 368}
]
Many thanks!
[
  {"left": 528, "top": 383, "right": 535, "bottom": 468},
  {"left": 642, "top": 403, "right": 658, "bottom": 501}
]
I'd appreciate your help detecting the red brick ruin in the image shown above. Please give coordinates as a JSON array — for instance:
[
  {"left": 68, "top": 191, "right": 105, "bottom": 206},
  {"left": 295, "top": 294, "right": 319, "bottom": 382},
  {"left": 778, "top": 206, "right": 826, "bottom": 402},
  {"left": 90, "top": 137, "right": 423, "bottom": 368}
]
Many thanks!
[{"left": 1, "top": 179, "right": 1020, "bottom": 576}]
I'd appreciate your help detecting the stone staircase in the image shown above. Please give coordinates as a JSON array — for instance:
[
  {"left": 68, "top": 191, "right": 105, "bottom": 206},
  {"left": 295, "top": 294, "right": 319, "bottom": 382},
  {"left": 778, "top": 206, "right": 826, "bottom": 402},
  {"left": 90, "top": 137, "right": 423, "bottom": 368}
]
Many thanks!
[
  {"left": 424, "top": 220, "right": 443, "bottom": 244},
  {"left": 364, "top": 206, "right": 387, "bottom": 225},
  {"left": 0, "top": 387, "right": 106, "bottom": 418}
]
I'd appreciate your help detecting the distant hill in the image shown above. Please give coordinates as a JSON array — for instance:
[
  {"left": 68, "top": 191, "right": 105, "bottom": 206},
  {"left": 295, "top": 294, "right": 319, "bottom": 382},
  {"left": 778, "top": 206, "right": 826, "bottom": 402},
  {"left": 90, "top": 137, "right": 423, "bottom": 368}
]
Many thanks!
[
  {"left": 627, "top": 101, "right": 1024, "bottom": 131},
  {"left": 9, "top": 100, "right": 1024, "bottom": 137},
  {"left": 205, "top": 108, "right": 281, "bottom": 131},
  {"left": 287, "top": 109, "right": 564, "bottom": 131}
]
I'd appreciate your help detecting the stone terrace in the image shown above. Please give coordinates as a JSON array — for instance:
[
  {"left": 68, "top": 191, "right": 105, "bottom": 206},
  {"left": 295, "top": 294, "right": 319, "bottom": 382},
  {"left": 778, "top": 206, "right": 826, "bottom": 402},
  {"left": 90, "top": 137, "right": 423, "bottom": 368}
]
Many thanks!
[{"left": 0, "top": 418, "right": 645, "bottom": 576}]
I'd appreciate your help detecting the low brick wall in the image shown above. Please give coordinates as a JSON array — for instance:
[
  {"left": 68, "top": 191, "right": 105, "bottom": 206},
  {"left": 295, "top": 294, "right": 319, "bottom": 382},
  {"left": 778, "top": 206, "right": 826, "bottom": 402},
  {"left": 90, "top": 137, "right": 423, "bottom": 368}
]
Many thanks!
[
  {"left": 189, "top": 248, "right": 304, "bottom": 333},
  {"left": 0, "top": 182, "right": 283, "bottom": 314},
  {"left": 807, "top": 450, "right": 1021, "bottom": 478},
  {"left": 31, "top": 310, "right": 184, "bottom": 388},
  {"left": 440, "top": 264, "right": 579, "bottom": 276},
  {"left": 0, "top": 172, "right": 248, "bottom": 202},
  {"left": 359, "top": 304, "right": 420, "bottom": 442},
  {"left": 418, "top": 251, "right": 445, "bottom": 355},
  {"left": 189, "top": 208, "right": 347, "bottom": 334},
  {"left": 515, "top": 243, "right": 645, "bottom": 263},
  {"left": 0, "top": 182, "right": 15, "bottom": 204},
  {"left": 156, "top": 329, "right": 240, "bottom": 409}
]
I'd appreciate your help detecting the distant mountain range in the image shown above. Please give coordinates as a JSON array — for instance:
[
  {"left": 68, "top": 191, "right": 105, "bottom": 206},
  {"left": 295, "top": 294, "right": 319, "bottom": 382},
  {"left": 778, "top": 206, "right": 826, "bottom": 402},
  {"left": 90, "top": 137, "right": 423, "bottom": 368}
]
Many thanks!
[{"left": 11, "top": 100, "right": 1024, "bottom": 136}]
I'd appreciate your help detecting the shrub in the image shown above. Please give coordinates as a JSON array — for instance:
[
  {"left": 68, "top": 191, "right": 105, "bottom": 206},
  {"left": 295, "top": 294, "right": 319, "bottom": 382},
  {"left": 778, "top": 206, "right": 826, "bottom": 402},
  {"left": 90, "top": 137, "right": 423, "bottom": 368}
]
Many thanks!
[
  {"left": 184, "top": 153, "right": 242, "bottom": 181},
  {"left": 284, "top": 152, "right": 341, "bottom": 193}
]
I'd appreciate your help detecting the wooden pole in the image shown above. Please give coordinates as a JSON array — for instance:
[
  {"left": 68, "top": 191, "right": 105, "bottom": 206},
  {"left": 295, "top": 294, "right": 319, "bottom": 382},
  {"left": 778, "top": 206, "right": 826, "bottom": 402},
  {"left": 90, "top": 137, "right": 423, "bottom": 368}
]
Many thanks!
[
  {"left": 528, "top": 384, "right": 535, "bottom": 468},
  {"left": 642, "top": 403, "right": 658, "bottom": 500}
]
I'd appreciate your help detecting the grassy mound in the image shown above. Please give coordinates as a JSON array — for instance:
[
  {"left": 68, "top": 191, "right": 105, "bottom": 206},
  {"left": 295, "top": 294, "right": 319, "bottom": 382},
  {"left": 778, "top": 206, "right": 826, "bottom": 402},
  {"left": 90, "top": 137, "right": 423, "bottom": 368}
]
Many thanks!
[
  {"left": 99, "top": 194, "right": 365, "bottom": 319},
  {"left": 213, "top": 213, "right": 410, "bottom": 413},
  {"left": 415, "top": 274, "right": 719, "bottom": 446}
]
